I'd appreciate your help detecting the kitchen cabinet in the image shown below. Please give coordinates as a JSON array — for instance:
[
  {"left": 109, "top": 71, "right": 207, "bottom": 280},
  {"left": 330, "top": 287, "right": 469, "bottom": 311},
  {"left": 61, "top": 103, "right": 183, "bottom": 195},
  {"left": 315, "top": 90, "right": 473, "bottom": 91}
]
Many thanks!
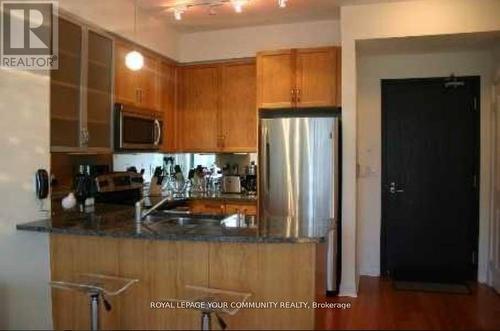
[
  {"left": 136, "top": 52, "right": 161, "bottom": 110},
  {"left": 160, "top": 61, "right": 177, "bottom": 152},
  {"left": 296, "top": 47, "right": 340, "bottom": 107},
  {"left": 256, "top": 49, "right": 295, "bottom": 109},
  {"left": 188, "top": 200, "right": 226, "bottom": 215},
  {"left": 177, "top": 60, "right": 257, "bottom": 153},
  {"left": 225, "top": 202, "right": 257, "bottom": 216},
  {"left": 50, "top": 234, "right": 321, "bottom": 330},
  {"left": 177, "top": 64, "right": 220, "bottom": 152},
  {"left": 86, "top": 30, "right": 113, "bottom": 148},
  {"left": 114, "top": 41, "right": 161, "bottom": 111},
  {"left": 51, "top": 17, "right": 113, "bottom": 152},
  {"left": 188, "top": 200, "right": 257, "bottom": 216},
  {"left": 220, "top": 61, "right": 257, "bottom": 152},
  {"left": 257, "top": 46, "right": 341, "bottom": 109}
]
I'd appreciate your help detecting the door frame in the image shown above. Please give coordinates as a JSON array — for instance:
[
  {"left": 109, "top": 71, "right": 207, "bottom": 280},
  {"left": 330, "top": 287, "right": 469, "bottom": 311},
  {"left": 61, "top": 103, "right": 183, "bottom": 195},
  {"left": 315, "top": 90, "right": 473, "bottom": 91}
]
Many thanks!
[
  {"left": 491, "top": 79, "right": 500, "bottom": 292},
  {"left": 380, "top": 76, "right": 481, "bottom": 279}
]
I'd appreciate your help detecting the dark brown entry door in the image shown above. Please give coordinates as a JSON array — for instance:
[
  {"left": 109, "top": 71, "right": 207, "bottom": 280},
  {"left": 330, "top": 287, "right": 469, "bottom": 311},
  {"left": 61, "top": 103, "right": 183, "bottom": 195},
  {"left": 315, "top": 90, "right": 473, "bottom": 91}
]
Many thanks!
[{"left": 382, "top": 76, "right": 480, "bottom": 282}]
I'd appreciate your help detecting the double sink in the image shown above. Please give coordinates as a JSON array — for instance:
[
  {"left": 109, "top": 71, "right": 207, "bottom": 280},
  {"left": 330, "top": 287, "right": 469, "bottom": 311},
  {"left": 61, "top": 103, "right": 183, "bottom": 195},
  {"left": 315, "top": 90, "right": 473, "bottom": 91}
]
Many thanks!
[{"left": 142, "top": 210, "right": 256, "bottom": 230}]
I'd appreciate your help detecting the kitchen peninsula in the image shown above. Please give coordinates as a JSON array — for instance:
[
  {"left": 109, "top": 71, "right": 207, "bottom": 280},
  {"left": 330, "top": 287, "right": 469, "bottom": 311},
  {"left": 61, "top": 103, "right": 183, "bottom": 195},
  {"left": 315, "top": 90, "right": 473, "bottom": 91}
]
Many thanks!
[{"left": 17, "top": 198, "right": 327, "bottom": 330}]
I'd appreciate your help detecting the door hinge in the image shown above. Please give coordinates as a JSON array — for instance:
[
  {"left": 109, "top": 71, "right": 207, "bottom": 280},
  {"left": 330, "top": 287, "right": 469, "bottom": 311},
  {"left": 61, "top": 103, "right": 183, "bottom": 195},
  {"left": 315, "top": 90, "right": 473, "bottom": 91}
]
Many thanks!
[
  {"left": 473, "top": 174, "right": 478, "bottom": 189},
  {"left": 473, "top": 97, "right": 478, "bottom": 111},
  {"left": 472, "top": 251, "right": 477, "bottom": 265}
]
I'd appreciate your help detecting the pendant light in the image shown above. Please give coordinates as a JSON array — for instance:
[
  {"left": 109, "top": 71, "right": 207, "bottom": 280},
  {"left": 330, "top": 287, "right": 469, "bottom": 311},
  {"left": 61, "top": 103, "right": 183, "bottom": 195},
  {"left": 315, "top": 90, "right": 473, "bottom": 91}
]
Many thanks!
[
  {"left": 231, "top": 0, "right": 248, "bottom": 13},
  {"left": 125, "top": 0, "right": 144, "bottom": 71}
]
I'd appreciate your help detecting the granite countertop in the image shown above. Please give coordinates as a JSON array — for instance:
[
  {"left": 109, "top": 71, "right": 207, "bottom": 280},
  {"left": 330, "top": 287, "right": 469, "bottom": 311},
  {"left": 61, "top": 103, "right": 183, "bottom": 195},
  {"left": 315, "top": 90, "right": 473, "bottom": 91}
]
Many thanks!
[{"left": 16, "top": 203, "right": 324, "bottom": 244}]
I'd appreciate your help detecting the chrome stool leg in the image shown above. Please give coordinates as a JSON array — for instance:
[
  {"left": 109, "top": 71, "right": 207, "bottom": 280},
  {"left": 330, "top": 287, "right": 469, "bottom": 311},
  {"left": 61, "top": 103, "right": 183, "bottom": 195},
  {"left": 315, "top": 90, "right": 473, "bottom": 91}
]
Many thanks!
[
  {"left": 201, "top": 311, "right": 211, "bottom": 331},
  {"left": 90, "top": 293, "right": 100, "bottom": 331}
]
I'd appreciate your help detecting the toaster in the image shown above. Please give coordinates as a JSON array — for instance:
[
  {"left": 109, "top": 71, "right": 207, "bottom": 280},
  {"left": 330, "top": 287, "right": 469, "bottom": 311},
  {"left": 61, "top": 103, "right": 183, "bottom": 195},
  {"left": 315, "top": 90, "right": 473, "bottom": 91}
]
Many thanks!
[{"left": 222, "top": 176, "right": 242, "bottom": 194}]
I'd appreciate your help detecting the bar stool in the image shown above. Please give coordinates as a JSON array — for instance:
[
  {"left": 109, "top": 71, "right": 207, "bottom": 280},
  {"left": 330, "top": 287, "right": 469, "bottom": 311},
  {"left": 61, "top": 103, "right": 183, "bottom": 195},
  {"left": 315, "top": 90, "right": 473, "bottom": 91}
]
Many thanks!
[
  {"left": 50, "top": 273, "right": 138, "bottom": 330},
  {"left": 168, "top": 285, "right": 252, "bottom": 331}
]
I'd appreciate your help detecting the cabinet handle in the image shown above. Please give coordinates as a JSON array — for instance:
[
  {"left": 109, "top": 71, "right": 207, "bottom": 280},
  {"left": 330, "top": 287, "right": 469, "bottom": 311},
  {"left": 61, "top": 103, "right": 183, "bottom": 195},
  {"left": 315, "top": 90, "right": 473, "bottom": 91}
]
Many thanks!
[
  {"left": 290, "top": 89, "right": 296, "bottom": 103},
  {"left": 296, "top": 89, "right": 301, "bottom": 104},
  {"left": 81, "top": 128, "right": 89, "bottom": 145}
]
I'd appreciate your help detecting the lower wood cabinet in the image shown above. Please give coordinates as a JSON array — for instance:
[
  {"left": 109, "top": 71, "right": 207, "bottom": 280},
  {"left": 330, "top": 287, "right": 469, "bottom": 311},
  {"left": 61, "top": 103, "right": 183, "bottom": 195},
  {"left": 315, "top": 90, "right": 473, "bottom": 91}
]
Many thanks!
[
  {"left": 187, "top": 200, "right": 257, "bottom": 216},
  {"left": 187, "top": 199, "right": 226, "bottom": 215},
  {"left": 50, "top": 234, "right": 323, "bottom": 330},
  {"left": 225, "top": 202, "right": 257, "bottom": 216}
]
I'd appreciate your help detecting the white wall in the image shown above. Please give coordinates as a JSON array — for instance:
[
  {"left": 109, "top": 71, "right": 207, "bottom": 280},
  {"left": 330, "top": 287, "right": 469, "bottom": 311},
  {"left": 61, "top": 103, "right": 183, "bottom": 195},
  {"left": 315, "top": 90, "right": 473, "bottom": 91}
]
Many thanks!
[
  {"left": 357, "top": 50, "right": 494, "bottom": 282},
  {"left": 58, "top": 0, "right": 180, "bottom": 59},
  {"left": 0, "top": 69, "right": 51, "bottom": 329},
  {"left": 178, "top": 19, "right": 340, "bottom": 62},
  {"left": 340, "top": 0, "right": 500, "bottom": 297}
]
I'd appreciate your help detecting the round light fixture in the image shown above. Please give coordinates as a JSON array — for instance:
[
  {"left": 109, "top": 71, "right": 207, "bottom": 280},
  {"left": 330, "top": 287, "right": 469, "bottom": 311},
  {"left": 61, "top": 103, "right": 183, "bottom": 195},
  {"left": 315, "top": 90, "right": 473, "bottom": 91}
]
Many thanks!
[
  {"left": 232, "top": 0, "right": 247, "bottom": 13},
  {"left": 125, "top": 50, "right": 144, "bottom": 71},
  {"left": 125, "top": 0, "right": 143, "bottom": 71}
]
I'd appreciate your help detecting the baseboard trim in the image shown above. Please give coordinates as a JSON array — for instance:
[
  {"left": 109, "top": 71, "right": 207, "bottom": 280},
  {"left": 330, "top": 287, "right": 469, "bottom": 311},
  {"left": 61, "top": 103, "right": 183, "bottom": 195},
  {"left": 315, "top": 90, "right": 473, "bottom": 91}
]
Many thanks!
[
  {"left": 492, "top": 265, "right": 500, "bottom": 293},
  {"left": 360, "top": 267, "right": 380, "bottom": 277},
  {"left": 339, "top": 284, "right": 358, "bottom": 297}
]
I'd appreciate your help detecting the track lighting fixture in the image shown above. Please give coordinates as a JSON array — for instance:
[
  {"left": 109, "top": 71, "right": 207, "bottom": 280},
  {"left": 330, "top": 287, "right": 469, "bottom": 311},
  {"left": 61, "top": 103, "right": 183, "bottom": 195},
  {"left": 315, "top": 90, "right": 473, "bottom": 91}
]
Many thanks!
[{"left": 167, "top": 0, "right": 289, "bottom": 21}]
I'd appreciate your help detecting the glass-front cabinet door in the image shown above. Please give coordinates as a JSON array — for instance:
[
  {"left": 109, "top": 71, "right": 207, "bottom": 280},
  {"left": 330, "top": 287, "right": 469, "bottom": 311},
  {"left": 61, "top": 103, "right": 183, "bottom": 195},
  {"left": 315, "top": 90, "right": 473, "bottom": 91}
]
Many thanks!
[
  {"left": 50, "top": 17, "right": 113, "bottom": 152},
  {"left": 86, "top": 30, "right": 113, "bottom": 149},
  {"left": 50, "top": 18, "right": 82, "bottom": 149}
]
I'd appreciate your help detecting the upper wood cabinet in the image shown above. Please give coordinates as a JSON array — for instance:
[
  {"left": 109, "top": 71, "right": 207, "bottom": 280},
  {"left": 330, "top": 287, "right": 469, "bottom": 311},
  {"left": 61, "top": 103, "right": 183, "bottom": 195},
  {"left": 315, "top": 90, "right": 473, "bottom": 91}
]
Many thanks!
[
  {"left": 177, "top": 64, "right": 220, "bottom": 152},
  {"left": 114, "top": 41, "right": 161, "bottom": 111},
  {"left": 256, "top": 49, "right": 295, "bottom": 109},
  {"left": 257, "top": 46, "right": 341, "bottom": 109},
  {"left": 160, "top": 61, "right": 177, "bottom": 152},
  {"left": 220, "top": 61, "right": 257, "bottom": 152},
  {"left": 136, "top": 52, "right": 161, "bottom": 110},
  {"left": 296, "top": 47, "right": 340, "bottom": 107},
  {"left": 177, "top": 60, "right": 257, "bottom": 153}
]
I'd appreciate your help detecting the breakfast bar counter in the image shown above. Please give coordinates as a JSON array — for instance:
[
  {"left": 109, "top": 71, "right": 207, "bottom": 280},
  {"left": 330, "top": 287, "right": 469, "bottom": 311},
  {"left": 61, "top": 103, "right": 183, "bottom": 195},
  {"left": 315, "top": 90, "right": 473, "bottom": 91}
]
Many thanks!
[
  {"left": 17, "top": 204, "right": 327, "bottom": 330},
  {"left": 16, "top": 204, "right": 324, "bottom": 244}
]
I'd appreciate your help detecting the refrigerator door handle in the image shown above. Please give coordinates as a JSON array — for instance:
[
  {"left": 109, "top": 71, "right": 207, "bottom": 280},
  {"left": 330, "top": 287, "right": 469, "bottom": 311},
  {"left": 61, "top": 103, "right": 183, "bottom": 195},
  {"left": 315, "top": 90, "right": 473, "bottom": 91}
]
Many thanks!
[
  {"left": 326, "top": 217, "right": 338, "bottom": 294},
  {"left": 266, "top": 135, "right": 270, "bottom": 192}
]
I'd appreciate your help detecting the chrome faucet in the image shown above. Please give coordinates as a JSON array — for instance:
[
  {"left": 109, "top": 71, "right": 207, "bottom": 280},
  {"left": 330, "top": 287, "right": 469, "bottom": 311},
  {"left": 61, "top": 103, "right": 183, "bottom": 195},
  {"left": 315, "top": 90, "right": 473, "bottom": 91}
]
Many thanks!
[{"left": 135, "top": 196, "right": 172, "bottom": 222}]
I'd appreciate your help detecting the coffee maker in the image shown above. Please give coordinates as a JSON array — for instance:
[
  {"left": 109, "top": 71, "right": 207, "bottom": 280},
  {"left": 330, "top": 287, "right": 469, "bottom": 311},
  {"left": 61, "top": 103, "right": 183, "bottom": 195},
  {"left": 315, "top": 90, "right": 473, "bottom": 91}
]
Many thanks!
[{"left": 244, "top": 161, "right": 257, "bottom": 196}]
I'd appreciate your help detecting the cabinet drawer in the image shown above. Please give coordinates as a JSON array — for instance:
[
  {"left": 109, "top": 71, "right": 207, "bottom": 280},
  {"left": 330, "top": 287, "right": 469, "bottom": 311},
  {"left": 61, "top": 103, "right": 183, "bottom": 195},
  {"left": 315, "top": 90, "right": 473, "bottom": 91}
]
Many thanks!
[
  {"left": 188, "top": 200, "right": 225, "bottom": 215},
  {"left": 225, "top": 203, "right": 257, "bottom": 216}
]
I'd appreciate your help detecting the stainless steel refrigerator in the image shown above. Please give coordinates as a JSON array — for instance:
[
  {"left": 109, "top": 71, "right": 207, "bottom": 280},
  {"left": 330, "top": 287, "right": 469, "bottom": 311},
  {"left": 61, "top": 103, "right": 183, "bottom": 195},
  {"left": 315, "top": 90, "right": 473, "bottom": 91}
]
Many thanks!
[{"left": 259, "top": 112, "right": 340, "bottom": 294}]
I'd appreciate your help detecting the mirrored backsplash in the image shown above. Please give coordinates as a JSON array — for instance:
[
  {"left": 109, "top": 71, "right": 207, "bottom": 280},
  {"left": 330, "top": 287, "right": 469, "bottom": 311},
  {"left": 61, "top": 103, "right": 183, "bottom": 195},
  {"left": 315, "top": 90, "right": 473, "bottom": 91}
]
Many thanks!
[{"left": 113, "top": 153, "right": 257, "bottom": 183}]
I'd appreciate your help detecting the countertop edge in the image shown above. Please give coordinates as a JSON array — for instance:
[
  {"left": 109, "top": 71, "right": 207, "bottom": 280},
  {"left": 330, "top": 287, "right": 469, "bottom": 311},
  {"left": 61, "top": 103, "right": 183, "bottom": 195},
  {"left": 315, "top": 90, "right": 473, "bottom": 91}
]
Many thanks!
[{"left": 16, "top": 222, "right": 324, "bottom": 244}]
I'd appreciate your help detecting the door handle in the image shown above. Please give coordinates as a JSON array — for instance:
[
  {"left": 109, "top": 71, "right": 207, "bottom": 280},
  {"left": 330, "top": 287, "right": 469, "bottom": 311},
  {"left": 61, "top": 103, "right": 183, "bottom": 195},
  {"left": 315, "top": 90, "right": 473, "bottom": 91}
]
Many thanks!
[
  {"left": 153, "top": 120, "right": 161, "bottom": 145},
  {"left": 265, "top": 132, "right": 270, "bottom": 192},
  {"left": 389, "top": 182, "right": 404, "bottom": 194}
]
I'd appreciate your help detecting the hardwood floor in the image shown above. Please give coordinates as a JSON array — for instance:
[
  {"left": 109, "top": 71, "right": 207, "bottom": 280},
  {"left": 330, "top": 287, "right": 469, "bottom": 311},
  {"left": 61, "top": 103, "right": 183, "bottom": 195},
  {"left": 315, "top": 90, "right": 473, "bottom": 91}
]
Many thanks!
[{"left": 316, "top": 276, "right": 500, "bottom": 330}]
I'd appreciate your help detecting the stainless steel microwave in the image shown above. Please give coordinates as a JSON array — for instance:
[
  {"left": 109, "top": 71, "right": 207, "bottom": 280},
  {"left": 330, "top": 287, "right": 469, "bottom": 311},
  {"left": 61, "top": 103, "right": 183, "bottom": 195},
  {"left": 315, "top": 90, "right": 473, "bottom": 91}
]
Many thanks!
[{"left": 114, "top": 103, "right": 163, "bottom": 151}]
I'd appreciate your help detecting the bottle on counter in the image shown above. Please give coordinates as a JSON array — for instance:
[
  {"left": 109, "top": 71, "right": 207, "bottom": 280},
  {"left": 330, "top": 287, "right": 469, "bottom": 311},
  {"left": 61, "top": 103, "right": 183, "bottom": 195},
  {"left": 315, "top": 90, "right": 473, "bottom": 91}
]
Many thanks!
[{"left": 74, "top": 165, "right": 92, "bottom": 212}]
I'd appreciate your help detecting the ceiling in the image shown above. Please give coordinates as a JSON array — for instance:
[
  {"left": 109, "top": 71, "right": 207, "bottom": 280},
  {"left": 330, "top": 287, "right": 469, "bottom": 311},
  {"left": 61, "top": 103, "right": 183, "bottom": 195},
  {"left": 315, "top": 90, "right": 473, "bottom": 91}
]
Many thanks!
[{"left": 138, "top": 0, "right": 412, "bottom": 33}]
